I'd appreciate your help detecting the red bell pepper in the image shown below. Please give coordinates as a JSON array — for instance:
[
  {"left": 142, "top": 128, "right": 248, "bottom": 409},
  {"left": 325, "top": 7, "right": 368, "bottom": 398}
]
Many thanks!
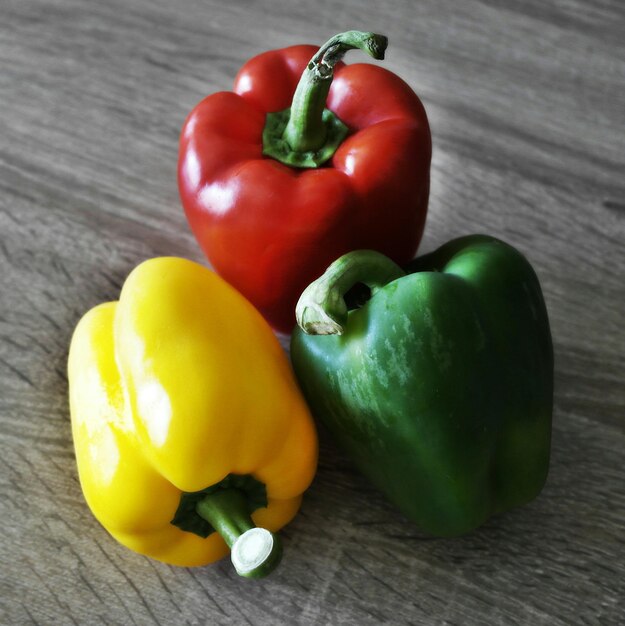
[{"left": 178, "top": 31, "right": 431, "bottom": 332}]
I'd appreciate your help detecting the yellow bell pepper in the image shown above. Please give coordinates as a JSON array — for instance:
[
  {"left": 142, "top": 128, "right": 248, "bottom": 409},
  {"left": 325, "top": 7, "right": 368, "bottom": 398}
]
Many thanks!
[{"left": 68, "top": 257, "right": 318, "bottom": 577}]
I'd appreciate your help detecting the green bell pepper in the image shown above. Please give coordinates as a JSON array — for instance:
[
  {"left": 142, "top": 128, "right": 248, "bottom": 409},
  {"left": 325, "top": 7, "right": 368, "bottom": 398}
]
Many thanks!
[{"left": 290, "top": 235, "right": 553, "bottom": 536}]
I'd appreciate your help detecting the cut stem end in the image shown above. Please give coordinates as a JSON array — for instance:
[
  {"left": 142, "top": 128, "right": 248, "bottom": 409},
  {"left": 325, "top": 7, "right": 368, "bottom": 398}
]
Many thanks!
[{"left": 231, "top": 528, "right": 283, "bottom": 578}]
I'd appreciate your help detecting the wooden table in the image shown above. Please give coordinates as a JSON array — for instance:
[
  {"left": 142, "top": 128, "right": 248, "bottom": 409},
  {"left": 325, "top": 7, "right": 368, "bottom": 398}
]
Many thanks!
[{"left": 2, "top": 1, "right": 624, "bottom": 623}]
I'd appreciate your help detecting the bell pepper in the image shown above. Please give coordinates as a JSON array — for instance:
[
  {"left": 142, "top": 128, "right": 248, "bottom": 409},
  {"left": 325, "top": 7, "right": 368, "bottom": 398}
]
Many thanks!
[
  {"left": 68, "top": 257, "right": 317, "bottom": 576},
  {"left": 290, "top": 235, "right": 553, "bottom": 536},
  {"left": 178, "top": 30, "right": 431, "bottom": 333}
]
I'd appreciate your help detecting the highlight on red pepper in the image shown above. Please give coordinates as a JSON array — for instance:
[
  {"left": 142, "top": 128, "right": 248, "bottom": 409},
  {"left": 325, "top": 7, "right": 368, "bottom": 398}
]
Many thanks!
[
  {"left": 291, "top": 235, "right": 553, "bottom": 536},
  {"left": 178, "top": 30, "right": 431, "bottom": 333}
]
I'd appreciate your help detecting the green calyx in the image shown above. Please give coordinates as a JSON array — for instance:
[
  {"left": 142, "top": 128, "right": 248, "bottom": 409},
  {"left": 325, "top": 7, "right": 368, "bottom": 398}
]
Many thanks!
[
  {"left": 171, "top": 473, "right": 266, "bottom": 538},
  {"left": 262, "top": 30, "right": 388, "bottom": 169},
  {"left": 263, "top": 108, "right": 348, "bottom": 168}
]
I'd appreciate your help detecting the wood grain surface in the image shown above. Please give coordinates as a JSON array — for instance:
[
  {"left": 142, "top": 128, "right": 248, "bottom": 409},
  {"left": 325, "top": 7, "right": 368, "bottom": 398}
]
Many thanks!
[{"left": 2, "top": 0, "right": 624, "bottom": 624}]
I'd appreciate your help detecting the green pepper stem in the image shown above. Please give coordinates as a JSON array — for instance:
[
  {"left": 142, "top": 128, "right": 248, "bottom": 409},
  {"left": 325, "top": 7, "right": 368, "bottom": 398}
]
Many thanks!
[
  {"left": 296, "top": 250, "right": 405, "bottom": 335},
  {"left": 282, "top": 31, "right": 388, "bottom": 153},
  {"left": 196, "top": 489, "right": 282, "bottom": 578}
]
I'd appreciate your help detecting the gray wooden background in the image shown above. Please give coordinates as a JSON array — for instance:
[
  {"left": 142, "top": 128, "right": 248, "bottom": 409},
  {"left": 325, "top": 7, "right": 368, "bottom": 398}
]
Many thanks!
[{"left": 2, "top": 0, "right": 624, "bottom": 624}]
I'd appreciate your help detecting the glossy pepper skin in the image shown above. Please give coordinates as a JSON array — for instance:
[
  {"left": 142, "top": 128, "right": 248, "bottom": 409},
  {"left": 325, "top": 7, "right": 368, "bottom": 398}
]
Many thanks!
[
  {"left": 291, "top": 235, "right": 553, "bottom": 536},
  {"left": 68, "top": 258, "right": 317, "bottom": 574},
  {"left": 178, "top": 31, "right": 431, "bottom": 333}
]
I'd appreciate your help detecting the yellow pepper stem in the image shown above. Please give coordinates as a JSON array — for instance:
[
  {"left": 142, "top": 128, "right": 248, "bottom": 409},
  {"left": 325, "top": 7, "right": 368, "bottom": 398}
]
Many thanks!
[{"left": 196, "top": 489, "right": 282, "bottom": 578}]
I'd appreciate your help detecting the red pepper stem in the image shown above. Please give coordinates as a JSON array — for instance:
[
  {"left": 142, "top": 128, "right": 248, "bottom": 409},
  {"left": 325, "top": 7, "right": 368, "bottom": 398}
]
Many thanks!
[
  {"left": 296, "top": 250, "right": 405, "bottom": 335},
  {"left": 196, "top": 489, "right": 282, "bottom": 578},
  {"left": 282, "top": 31, "right": 388, "bottom": 153}
]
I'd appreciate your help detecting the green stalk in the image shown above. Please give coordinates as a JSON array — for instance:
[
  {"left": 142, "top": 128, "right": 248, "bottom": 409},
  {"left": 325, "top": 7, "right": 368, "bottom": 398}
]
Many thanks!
[
  {"left": 196, "top": 489, "right": 282, "bottom": 578},
  {"left": 296, "top": 250, "right": 405, "bottom": 335},
  {"left": 284, "top": 30, "right": 387, "bottom": 151},
  {"left": 262, "top": 30, "right": 388, "bottom": 168}
]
